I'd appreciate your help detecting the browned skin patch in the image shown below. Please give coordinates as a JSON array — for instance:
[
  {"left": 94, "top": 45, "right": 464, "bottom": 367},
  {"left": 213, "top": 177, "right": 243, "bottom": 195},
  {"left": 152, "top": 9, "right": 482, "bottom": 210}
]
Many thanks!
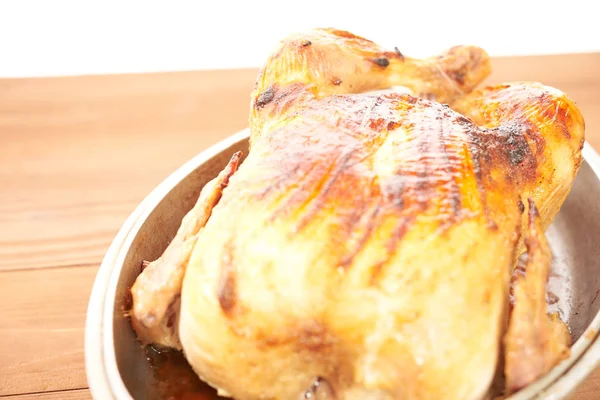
[
  {"left": 524, "top": 120, "right": 547, "bottom": 161},
  {"left": 463, "top": 122, "right": 493, "bottom": 228},
  {"left": 484, "top": 123, "right": 538, "bottom": 185},
  {"left": 448, "top": 70, "right": 465, "bottom": 86},
  {"left": 254, "top": 319, "right": 336, "bottom": 354},
  {"left": 295, "top": 320, "right": 336, "bottom": 353},
  {"left": 255, "top": 86, "right": 276, "bottom": 109},
  {"left": 217, "top": 244, "right": 237, "bottom": 315},
  {"left": 370, "top": 57, "right": 390, "bottom": 67},
  {"left": 264, "top": 83, "right": 314, "bottom": 121},
  {"left": 539, "top": 93, "right": 571, "bottom": 139}
]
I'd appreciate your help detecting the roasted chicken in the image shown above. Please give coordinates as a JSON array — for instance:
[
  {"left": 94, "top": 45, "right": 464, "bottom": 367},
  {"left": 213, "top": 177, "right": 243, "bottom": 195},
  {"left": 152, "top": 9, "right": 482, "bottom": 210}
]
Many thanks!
[
  {"left": 130, "top": 28, "right": 585, "bottom": 399},
  {"left": 503, "top": 200, "right": 571, "bottom": 394}
]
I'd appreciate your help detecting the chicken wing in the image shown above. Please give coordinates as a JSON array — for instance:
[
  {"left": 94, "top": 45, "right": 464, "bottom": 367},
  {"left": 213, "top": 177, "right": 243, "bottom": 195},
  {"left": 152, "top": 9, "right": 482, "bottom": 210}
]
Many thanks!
[{"left": 130, "top": 151, "right": 242, "bottom": 349}]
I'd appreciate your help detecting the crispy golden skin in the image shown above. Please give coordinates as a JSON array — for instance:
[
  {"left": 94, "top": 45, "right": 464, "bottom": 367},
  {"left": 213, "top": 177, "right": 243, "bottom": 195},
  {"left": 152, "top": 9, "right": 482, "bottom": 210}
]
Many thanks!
[{"left": 131, "top": 28, "right": 585, "bottom": 399}]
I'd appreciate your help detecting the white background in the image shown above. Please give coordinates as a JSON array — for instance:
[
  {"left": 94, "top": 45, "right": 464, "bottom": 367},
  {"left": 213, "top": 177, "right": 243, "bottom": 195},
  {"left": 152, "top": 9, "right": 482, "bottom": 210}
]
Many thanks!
[{"left": 0, "top": 1, "right": 598, "bottom": 78}]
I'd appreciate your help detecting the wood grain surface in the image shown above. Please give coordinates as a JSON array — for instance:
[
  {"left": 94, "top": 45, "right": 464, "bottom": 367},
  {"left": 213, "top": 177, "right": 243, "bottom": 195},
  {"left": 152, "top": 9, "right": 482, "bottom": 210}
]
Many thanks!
[
  {"left": 0, "top": 53, "right": 599, "bottom": 399},
  {"left": 5, "top": 389, "right": 90, "bottom": 399}
]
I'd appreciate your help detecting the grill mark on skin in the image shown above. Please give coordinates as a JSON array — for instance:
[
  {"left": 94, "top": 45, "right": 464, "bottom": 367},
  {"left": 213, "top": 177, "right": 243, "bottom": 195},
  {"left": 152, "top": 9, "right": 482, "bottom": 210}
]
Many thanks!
[
  {"left": 217, "top": 243, "right": 237, "bottom": 315},
  {"left": 255, "top": 163, "right": 304, "bottom": 201},
  {"left": 518, "top": 199, "right": 525, "bottom": 214},
  {"left": 368, "top": 161, "right": 412, "bottom": 285},
  {"left": 460, "top": 115, "right": 494, "bottom": 229},
  {"left": 268, "top": 161, "right": 331, "bottom": 222},
  {"left": 329, "top": 185, "right": 374, "bottom": 260},
  {"left": 415, "top": 117, "right": 432, "bottom": 211},
  {"left": 370, "top": 214, "right": 416, "bottom": 285},
  {"left": 438, "top": 112, "right": 462, "bottom": 218},
  {"left": 521, "top": 120, "right": 547, "bottom": 168},
  {"left": 339, "top": 199, "right": 382, "bottom": 268},
  {"left": 387, "top": 214, "right": 416, "bottom": 254},
  {"left": 265, "top": 95, "right": 395, "bottom": 230},
  {"left": 294, "top": 151, "right": 354, "bottom": 232},
  {"left": 384, "top": 169, "right": 406, "bottom": 211},
  {"left": 291, "top": 96, "right": 396, "bottom": 236},
  {"left": 331, "top": 102, "right": 402, "bottom": 268}
]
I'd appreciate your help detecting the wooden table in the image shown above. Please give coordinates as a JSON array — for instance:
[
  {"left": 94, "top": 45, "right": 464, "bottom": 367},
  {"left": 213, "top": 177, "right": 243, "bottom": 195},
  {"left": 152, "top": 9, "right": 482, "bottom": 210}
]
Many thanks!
[{"left": 1, "top": 54, "right": 599, "bottom": 399}]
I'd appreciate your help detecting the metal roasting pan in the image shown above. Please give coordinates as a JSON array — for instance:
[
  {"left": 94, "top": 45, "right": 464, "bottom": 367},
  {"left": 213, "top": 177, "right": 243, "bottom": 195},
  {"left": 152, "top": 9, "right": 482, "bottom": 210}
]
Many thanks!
[{"left": 85, "top": 128, "right": 600, "bottom": 400}]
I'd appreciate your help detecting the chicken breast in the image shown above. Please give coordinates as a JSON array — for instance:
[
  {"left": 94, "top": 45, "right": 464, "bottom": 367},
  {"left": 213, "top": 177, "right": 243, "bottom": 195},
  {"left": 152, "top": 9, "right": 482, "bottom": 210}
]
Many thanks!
[{"left": 131, "top": 28, "right": 585, "bottom": 399}]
